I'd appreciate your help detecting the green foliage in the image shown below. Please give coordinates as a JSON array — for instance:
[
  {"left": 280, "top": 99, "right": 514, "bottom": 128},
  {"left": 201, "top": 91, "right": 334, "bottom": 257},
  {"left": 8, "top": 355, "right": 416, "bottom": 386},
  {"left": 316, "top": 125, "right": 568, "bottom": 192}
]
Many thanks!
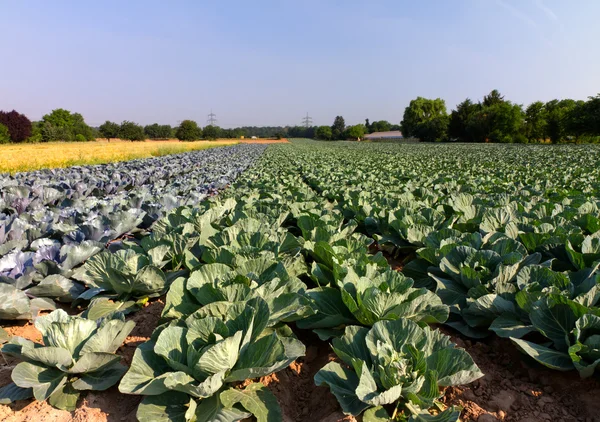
[
  {"left": 41, "top": 109, "right": 94, "bottom": 142},
  {"left": 0, "top": 310, "right": 134, "bottom": 410},
  {"left": 203, "top": 125, "right": 221, "bottom": 140},
  {"left": 315, "top": 126, "right": 332, "bottom": 140},
  {"left": 315, "top": 319, "right": 482, "bottom": 417},
  {"left": 466, "top": 94, "right": 524, "bottom": 143},
  {"left": 175, "top": 120, "right": 202, "bottom": 141},
  {"left": 145, "top": 123, "right": 173, "bottom": 140},
  {"left": 98, "top": 121, "right": 120, "bottom": 140},
  {"left": 345, "top": 124, "right": 366, "bottom": 140},
  {"left": 524, "top": 101, "right": 548, "bottom": 142},
  {"left": 545, "top": 99, "right": 577, "bottom": 143},
  {"left": 119, "top": 299, "right": 299, "bottom": 420},
  {"left": 0, "top": 123, "right": 10, "bottom": 144},
  {"left": 370, "top": 120, "right": 392, "bottom": 133},
  {"left": 119, "top": 121, "right": 146, "bottom": 141},
  {"left": 448, "top": 99, "right": 478, "bottom": 142},
  {"left": 401, "top": 97, "right": 449, "bottom": 142},
  {"left": 331, "top": 116, "right": 346, "bottom": 139}
]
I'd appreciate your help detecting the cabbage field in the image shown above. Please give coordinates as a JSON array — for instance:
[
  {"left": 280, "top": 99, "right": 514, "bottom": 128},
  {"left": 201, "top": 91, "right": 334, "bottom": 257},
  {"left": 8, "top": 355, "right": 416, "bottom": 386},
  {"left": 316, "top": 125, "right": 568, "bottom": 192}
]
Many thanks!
[{"left": 1, "top": 140, "right": 600, "bottom": 421}]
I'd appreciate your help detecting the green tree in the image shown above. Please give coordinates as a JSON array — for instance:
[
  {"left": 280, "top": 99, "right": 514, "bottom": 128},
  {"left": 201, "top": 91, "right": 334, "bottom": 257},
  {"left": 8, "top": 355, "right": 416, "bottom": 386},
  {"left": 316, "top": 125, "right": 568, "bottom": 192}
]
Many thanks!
[
  {"left": 0, "top": 123, "right": 10, "bottom": 144},
  {"left": 99, "top": 121, "right": 120, "bottom": 141},
  {"left": 483, "top": 89, "right": 505, "bottom": 107},
  {"left": 203, "top": 125, "right": 221, "bottom": 140},
  {"left": 119, "top": 121, "right": 146, "bottom": 141},
  {"left": 315, "top": 126, "right": 332, "bottom": 140},
  {"left": 545, "top": 99, "right": 577, "bottom": 143},
  {"left": 331, "top": 116, "right": 346, "bottom": 139},
  {"left": 175, "top": 120, "right": 203, "bottom": 141},
  {"left": 467, "top": 101, "right": 525, "bottom": 143},
  {"left": 42, "top": 108, "right": 74, "bottom": 128},
  {"left": 364, "top": 118, "right": 371, "bottom": 134},
  {"left": 401, "top": 97, "right": 449, "bottom": 141},
  {"left": 41, "top": 109, "right": 93, "bottom": 141},
  {"left": 345, "top": 124, "right": 366, "bottom": 140},
  {"left": 370, "top": 120, "right": 392, "bottom": 133},
  {"left": 448, "top": 99, "right": 479, "bottom": 141},
  {"left": 524, "top": 101, "right": 548, "bottom": 142},
  {"left": 72, "top": 113, "right": 94, "bottom": 140}
]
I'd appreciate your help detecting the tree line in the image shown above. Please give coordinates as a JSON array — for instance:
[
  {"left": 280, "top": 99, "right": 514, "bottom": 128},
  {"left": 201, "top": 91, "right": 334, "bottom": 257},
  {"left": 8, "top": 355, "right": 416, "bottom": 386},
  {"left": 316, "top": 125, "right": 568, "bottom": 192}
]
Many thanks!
[
  {"left": 400, "top": 90, "right": 600, "bottom": 143},
  {"left": 0, "top": 110, "right": 295, "bottom": 144}
]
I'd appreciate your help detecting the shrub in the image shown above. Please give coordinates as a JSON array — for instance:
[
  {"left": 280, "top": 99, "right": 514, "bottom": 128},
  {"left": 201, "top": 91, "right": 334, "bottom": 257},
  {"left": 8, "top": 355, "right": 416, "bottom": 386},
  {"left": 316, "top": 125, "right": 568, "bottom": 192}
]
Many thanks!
[
  {"left": 0, "top": 123, "right": 10, "bottom": 144},
  {"left": 0, "top": 110, "right": 32, "bottom": 143},
  {"left": 75, "top": 134, "right": 87, "bottom": 142}
]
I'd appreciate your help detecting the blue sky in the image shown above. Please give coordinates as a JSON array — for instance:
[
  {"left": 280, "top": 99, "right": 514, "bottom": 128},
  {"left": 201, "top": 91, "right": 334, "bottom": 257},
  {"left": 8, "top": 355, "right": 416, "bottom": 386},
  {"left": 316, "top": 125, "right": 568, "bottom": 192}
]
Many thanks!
[{"left": 1, "top": 0, "right": 598, "bottom": 128}]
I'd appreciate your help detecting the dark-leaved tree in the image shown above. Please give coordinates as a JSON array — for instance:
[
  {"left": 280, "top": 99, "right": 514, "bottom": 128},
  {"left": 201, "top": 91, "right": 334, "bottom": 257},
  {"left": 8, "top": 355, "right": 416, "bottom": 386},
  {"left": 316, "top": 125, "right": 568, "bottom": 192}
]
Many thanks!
[{"left": 0, "top": 110, "right": 32, "bottom": 143}]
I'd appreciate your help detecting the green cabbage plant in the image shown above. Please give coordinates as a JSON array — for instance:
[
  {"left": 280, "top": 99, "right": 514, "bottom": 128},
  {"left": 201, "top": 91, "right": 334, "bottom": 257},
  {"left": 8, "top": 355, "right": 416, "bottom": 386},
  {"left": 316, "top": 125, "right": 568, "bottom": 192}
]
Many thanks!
[
  {"left": 315, "top": 318, "right": 483, "bottom": 420},
  {"left": 0, "top": 309, "right": 134, "bottom": 410},
  {"left": 119, "top": 298, "right": 304, "bottom": 421}
]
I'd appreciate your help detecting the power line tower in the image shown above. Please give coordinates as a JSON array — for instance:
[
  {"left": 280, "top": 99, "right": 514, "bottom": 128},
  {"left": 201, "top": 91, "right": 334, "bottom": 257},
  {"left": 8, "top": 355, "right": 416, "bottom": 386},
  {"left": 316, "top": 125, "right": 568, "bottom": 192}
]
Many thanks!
[
  {"left": 301, "top": 112, "right": 313, "bottom": 128},
  {"left": 207, "top": 109, "right": 218, "bottom": 126}
]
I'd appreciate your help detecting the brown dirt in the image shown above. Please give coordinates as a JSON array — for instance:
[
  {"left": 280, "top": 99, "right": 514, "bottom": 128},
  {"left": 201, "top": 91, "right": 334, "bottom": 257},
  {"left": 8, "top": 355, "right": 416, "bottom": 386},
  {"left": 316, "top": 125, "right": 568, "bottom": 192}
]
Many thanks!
[
  {"left": 0, "top": 299, "right": 165, "bottom": 422},
  {"left": 259, "top": 330, "right": 355, "bottom": 422},
  {"left": 439, "top": 327, "right": 600, "bottom": 422}
]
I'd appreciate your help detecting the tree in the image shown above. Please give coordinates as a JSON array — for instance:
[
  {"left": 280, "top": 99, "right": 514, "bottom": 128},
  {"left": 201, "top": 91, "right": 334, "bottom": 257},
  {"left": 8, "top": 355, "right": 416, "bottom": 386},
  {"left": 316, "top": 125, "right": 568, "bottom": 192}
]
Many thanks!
[
  {"left": 545, "top": 99, "right": 577, "bottom": 143},
  {"left": 331, "top": 116, "right": 346, "bottom": 139},
  {"left": 524, "top": 101, "right": 548, "bottom": 142},
  {"left": 315, "top": 126, "right": 332, "bottom": 140},
  {"left": 0, "top": 110, "right": 32, "bottom": 143},
  {"left": 467, "top": 101, "right": 525, "bottom": 143},
  {"left": 365, "top": 119, "right": 371, "bottom": 134},
  {"left": 99, "top": 121, "right": 120, "bottom": 141},
  {"left": 345, "top": 124, "right": 366, "bottom": 141},
  {"left": 483, "top": 89, "right": 505, "bottom": 107},
  {"left": 401, "top": 97, "right": 449, "bottom": 141},
  {"left": 0, "top": 123, "right": 10, "bottom": 144},
  {"left": 448, "top": 99, "right": 479, "bottom": 141},
  {"left": 203, "top": 125, "right": 221, "bottom": 140},
  {"left": 41, "top": 109, "right": 93, "bottom": 141},
  {"left": 145, "top": 124, "right": 173, "bottom": 140},
  {"left": 119, "top": 121, "right": 146, "bottom": 141},
  {"left": 175, "top": 120, "right": 202, "bottom": 141},
  {"left": 370, "top": 120, "right": 392, "bottom": 133}
]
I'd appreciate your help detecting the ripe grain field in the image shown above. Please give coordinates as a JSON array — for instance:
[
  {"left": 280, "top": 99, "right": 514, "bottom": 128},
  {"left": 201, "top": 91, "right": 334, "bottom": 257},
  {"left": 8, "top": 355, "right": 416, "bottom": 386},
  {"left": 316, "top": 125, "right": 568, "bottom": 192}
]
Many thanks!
[{"left": 0, "top": 139, "right": 239, "bottom": 174}]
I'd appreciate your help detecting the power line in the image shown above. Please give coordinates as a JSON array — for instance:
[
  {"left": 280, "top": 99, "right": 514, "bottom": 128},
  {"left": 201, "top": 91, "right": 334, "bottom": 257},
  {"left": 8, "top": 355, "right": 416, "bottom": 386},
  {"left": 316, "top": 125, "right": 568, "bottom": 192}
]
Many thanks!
[
  {"left": 301, "top": 112, "right": 312, "bottom": 128},
  {"left": 207, "top": 109, "right": 218, "bottom": 126}
]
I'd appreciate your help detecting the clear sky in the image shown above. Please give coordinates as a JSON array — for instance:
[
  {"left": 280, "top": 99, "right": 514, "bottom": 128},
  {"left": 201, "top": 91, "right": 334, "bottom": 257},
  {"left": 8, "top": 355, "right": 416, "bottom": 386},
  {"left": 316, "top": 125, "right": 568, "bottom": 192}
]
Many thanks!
[{"left": 1, "top": 0, "right": 598, "bottom": 128}]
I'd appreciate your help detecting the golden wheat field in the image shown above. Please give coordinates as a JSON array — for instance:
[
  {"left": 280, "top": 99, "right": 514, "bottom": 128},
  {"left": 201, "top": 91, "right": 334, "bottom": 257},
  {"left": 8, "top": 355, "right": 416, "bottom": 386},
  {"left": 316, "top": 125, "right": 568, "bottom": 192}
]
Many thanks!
[{"left": 0, "top": 139, "right": 238, "bottom": 174}]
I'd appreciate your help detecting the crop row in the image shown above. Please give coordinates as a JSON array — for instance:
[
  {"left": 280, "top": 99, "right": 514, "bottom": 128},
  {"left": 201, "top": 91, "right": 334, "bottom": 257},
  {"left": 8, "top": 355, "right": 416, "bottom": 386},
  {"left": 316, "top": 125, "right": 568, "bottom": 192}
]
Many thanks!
[
  {"left": 0, "top": 141, "right": 491, "bottom": 421},
  {"left": 3, "top": 140, "right": 600, "bottom": 421},
  {"left": 0, "top": 144, "right": 266, "bottom": 320}
]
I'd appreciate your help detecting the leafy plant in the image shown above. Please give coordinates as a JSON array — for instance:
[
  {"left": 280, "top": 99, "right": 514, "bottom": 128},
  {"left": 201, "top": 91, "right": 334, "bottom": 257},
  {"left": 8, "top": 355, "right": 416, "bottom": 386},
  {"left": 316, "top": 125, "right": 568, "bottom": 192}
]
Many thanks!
[
  {"left": 0, "top": 310, "right": 134, "bottom": 410},
  {"left": 119, "top": 298, "right": 303, "bottom": 421},
  {"left": 315, "top": 318, "right": 482, "bottom": 419}
]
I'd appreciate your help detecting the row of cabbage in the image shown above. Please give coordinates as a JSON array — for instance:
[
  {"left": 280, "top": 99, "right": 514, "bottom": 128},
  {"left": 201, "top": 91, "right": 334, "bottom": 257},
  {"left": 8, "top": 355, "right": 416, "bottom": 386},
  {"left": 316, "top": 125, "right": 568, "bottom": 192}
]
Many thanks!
[
  {"left": 288, "top": 140, "right": 600, "bottom": 376},
  {"left": 0, "top": 145, "right": 266, "bottom": 321},
  {"left": 1, "top": 142, "right": 485, "bottom": 421}
]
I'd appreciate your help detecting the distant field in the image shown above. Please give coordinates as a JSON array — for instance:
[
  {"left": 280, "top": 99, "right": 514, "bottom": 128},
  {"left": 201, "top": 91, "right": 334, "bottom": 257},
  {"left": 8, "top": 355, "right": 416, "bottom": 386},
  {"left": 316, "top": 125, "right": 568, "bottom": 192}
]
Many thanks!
[{"left": 0, "top": 139, "right": 238, "bottom": 174}]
